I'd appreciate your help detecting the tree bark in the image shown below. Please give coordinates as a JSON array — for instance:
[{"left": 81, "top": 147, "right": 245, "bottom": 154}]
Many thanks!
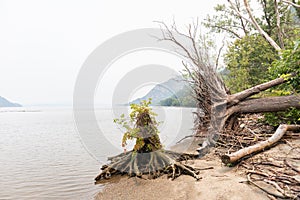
[
  {"left": 221, "top": 124, "right": 300, "bottom": 164},
  {"left": 227, "top": 76, "right": 289, "bottom": 106},
  {"left": 236, "top": 95, "right": 300, "bottom": 113}
]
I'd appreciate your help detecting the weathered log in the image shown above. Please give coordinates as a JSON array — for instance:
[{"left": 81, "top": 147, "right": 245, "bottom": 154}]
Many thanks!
[
  {"left": 221, "top": 125, "right": 300, "bottom": 164},
  {"left": 236, "top": 95, "right": 300, "bottom": 113},
  {"left": 227, "top": 76, "right": 290, "bottom": 106}
]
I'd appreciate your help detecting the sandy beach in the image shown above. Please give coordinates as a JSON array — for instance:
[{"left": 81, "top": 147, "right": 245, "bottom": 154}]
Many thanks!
[
  {"left": 95, "top": 155, "right": 268, "bottom": 200},
  {"left": 94, "top": 131, "right": 300, "bottom": 200}
]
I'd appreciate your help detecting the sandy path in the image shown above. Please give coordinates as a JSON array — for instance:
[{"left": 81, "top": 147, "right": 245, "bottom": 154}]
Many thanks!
[{"left": 95, "top": 157, "right": 268, "bottom": 200}]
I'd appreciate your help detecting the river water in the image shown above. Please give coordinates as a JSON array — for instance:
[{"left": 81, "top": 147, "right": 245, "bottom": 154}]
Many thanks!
[{"left": 0, "top": 107, "right": 194, "bottom": 199}]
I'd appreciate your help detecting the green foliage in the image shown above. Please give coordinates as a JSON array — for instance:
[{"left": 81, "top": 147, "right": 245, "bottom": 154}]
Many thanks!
[
  {"left": 256, "top": 0, "right": 297, "bottom": 39},
  {"left": 224, "top": 34, "right": 278, "bottom": 93},
  {"left": 160, "top": 97, "right": 180, "bottom": 107},
  {"left": 203, "top": 3, "right": 252, "bottom": 38},
  {"left": 204, "top": 0, "right": 298, "bottom": 41},
  {"left": 264, "top": 108, "right": 300, "bottom": 126},
  {"left": 114, "top": 98, "right": 161, "bottom": 151},
  {"left": 264, "top": 40, "right": 300, "bottom": 125},
  {"left": 205, "top": 1, "right": 300, "bottom": 125},
  {"left": 269, "top": 40, "right": 300, "bottom": 93}
]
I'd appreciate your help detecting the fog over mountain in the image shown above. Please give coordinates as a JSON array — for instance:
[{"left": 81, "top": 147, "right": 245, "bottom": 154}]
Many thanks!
[
  {"left": 130, "top": 76, "right": 191, "bottom": 106},
  {"left": 0, "top": 96, "right": 22, "bottom": 107}
]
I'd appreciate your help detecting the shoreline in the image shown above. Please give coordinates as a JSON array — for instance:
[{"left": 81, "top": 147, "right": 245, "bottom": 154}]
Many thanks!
[{"left": 94, "top": 154, "right": 268, "bottom": 200}]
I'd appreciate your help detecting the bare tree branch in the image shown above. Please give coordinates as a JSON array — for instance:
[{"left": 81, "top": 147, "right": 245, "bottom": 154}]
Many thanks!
[
  {"left": 282, "top": 0, "right": 300, "bottom": 8},
  {"left": 227, "top": 0, "right": 282, "bottom": 51},
  {"left": 210, "top": 25, "right": 242, "bottom": 39},
  {"left": 274, "top": 0, "right": 285, "bottom": 49},
  {"left": 235, "top": 0, "right": 249, "bottom": 35},
  {"left": 215, "top": 38, "right": 225, "bottom": 70},
  {"left": 243, "top": 0, "right": 282, "bottom": 51},
  {"left": 227, "top": 75, "right": 292, "bottom": 106}
]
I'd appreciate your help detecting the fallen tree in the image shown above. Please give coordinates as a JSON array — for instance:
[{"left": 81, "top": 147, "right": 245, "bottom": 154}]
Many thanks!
[
  {"left": 95, "top": 20, "right": 299, "bottom": 183},
  {"left": 156, "top": 22, "right": 300, "bottom": 155},
  {"left": 221, "top": 124, "right": 300, "bottom": 164}
]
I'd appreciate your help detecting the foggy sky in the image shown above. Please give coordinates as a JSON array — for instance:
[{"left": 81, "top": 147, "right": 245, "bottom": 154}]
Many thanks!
[{"left": 0, "top": 0, "right": 224, "bottom": 106}]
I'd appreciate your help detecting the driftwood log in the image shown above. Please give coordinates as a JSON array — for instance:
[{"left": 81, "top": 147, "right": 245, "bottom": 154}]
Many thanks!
[{"left": 221, "top": 125, "right": 300, "bottom": 164}]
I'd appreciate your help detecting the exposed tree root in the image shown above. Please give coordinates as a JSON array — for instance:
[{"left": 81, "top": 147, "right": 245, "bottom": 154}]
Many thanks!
[{"left": 95, "top": 150, "right": 201, "bottom": 183}]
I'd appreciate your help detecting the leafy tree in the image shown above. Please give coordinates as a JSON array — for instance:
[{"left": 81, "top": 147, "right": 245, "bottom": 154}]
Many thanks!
[
  {"left": 206, "top": 0, "right": 300, "bottom": 124},
  {"left": 224, "top": 34, "right": 278, "bottom": 93},
  {"left": 270, "top": 40, "right": 300, "bottom": 93},
  {"left": 203, "top": 2, "right": 252, "bottom": 39},
  {"left": 264, "top": 40, "right": 300, "bottom": 125}
]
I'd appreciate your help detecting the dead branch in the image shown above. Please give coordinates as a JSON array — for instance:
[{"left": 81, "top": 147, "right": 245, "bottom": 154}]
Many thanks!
[
  {"left": 274, "top": 0, "right": 285, "bottom": 49},
  {"left": 215, "top": 37, "right": 225, "bottom": 69},
  {"left": 227, "top": 0, "right": 282, "bottom": 51},
  {"left": 282, "top": 0, "right": 300, "bottom": 8},
  {"left": 263, "top": 179, "right": 297, "bottom": 199},
  {"left": 243, "top": 0, "right": 282, "bottom": 51},
  {"left": 221, "top": 125, "right": 300, "bottom": 164},
  {"left": 227, "top": 75, "right": 291, "bottom": 106},
  {"left": 246, "top": 173, "right": 287, "bottom": 199},
  {"left": 284, "top": 159, "right": 300, "bottom": 173}
]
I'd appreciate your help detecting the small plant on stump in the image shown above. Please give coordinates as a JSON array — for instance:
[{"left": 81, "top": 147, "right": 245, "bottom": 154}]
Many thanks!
[
  {"left": 118, "top": 99, "right": 162, "bottom": 153},
  {"left": 95, "top": 99, "right": 201, "bottom": 182}
]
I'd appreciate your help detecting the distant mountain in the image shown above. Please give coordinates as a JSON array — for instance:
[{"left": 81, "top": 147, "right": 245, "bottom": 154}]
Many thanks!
[
  {"left": 130, "top": 76, "right": 187, "bottom": 105},
  {"left": 0, "top": 96, "right": 22, "bottom": 107},
  {"left": 130, "top": 76, "right": 196, "bottom": 107},
  {"left": 159, "top": 85, "right": 196, "bottom": 107}
]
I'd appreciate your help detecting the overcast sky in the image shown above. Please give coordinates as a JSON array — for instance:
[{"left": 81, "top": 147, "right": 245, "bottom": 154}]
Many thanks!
[{"left": 0, "top": 0, "right": 224, "bottom": 106}]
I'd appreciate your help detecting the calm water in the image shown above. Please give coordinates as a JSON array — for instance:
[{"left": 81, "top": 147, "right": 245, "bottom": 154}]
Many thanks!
[{"left": 0, "top": 107, "right": 194, "bottom": 200}]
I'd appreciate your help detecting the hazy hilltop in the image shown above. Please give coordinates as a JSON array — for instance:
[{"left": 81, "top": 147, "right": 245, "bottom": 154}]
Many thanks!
[
  {"left": 130, "top": 76, "right": 196, "bottom": 107},
  {"left": 0, "top": 96, "right": 22, "bottom": 107},
  {"left": 130, "top": 76, "right": 186, "bottom": 105}
]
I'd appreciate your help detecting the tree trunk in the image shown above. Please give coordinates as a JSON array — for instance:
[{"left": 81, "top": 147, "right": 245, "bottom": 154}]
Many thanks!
[
  {"left": 235, "top": 95, "right": 300, "bottom": 113},
  {"left": 221, "top": 125, "right": 300, "bottom": 164},
  {"left": 227, "top": 76, "right": 289, "bottom": 106}
]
